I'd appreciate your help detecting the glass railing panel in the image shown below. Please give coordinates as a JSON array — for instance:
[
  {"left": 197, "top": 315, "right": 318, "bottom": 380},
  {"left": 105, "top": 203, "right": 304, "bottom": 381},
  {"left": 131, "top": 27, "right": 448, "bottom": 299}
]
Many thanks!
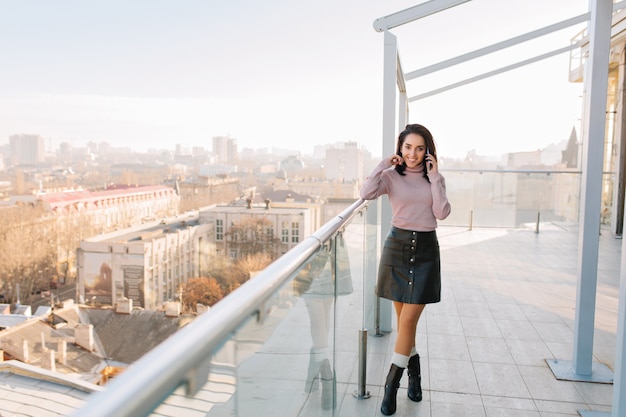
[
  {"left": 440, "top": 170, "right": 583, "bottom": 228},
  {"left": 601, "top": 171, "right": 615, "bottom": 226},
  {"left": 330, "top": 210, "right": 367, "bottom": 411},
  {"left": 70, "top": 200, "right": 370, "bottom": 417},
  {"left": 147, "top": 250, "right": 339, "bottom": 417},
  {"left": 173, "top": 225, "right": 365, "bottom": 416}
]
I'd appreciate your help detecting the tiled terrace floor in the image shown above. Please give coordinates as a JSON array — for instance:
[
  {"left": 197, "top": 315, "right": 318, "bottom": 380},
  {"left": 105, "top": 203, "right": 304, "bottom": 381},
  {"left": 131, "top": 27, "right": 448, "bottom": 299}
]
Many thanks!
[{"left": 335, "top": 223, "right": 620, "bottom": 417}]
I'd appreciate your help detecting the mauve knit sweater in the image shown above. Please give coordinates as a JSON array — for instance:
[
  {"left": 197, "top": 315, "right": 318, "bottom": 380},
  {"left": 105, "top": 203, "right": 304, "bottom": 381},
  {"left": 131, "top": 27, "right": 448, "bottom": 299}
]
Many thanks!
[{"left": 360, "top": 159, "right": 452, "bottom": 232}]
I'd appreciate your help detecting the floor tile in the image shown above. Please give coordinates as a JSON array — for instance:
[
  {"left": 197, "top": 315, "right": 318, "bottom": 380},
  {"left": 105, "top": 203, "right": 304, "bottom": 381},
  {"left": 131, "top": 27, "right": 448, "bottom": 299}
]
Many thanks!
[
  {"left": 428, "top": 334, "right": 471, "bottom": 361},
  {"left": 519, "top": 365, "right": 585, "bottom": 403},
  {"left": 473, "top": 362, "right": 531, "bottom": 398},
  {"left": 429, "top": 359, "right": 480, "bottom": 395},
  {"left": 467, "top": 337, "right": 515, "bottom": 364},
  {"left": 506, "top": 339, "right": 554, "bottom": 366}
]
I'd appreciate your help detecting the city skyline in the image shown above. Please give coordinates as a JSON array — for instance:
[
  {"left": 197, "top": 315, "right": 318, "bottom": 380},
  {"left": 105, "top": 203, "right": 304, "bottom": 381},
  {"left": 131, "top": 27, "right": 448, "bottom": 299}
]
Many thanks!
[{"left": 0, "top": 0, "right": 587, "bottom": 159}]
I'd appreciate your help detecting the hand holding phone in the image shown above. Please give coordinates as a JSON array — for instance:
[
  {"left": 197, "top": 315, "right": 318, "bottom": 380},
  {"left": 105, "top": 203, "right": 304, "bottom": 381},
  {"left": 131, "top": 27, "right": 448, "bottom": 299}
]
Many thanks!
[{"left": 426, "top": 148, "right": 433, "bottom": 171}]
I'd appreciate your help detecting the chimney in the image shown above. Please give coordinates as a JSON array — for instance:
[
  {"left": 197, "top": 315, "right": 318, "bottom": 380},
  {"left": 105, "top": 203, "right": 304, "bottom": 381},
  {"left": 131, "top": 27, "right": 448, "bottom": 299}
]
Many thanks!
[
  {"left": 116, "top": 298, "right": 132, "bottom": 314},
  {"left": 196, "top": 304, "right": 210, "bottom": 315},
  {"left": 22, "top": 340, "right": 29, "bottom": 363},
  {"left": 57, "top": 340, "right": 67, "bottom": 365},
  {"left": 41, "top": 350, "right": 56, "bottom": 372},
  {"left": 165, "top": 301, "right": 181, "bottom": 317},
  {"left": 75, "top": 323, "right": 94, "bottom": 351},
  {"left": 264, "top": 198, "right": 271, "bottom": 209}
]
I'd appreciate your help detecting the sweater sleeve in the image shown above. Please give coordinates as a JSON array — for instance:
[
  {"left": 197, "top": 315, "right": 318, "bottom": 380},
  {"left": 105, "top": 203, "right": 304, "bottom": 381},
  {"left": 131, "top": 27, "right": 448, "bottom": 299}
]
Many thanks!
[
  {"left": 360, "top": 159, "right": 393, "bottom": 200},
  {"left": 428, "top": 172, "right": 452, "bottom": 220}
]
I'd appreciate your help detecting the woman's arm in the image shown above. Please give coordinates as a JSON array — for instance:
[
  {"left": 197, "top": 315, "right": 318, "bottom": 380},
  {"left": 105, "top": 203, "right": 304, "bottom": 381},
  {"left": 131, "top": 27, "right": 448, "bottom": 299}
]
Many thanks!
[
  {"left": 428, "top": 172, "right": 451, "bottom": 220},
  {"left": 360, "top": 158, "right": 393, "bottom": 200}
]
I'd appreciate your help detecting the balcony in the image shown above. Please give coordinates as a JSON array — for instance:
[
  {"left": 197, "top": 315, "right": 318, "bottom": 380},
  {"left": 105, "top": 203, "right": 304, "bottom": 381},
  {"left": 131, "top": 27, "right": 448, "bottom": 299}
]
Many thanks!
[{"left": 69, "top": 170, "right": 619, "bottom": 417}]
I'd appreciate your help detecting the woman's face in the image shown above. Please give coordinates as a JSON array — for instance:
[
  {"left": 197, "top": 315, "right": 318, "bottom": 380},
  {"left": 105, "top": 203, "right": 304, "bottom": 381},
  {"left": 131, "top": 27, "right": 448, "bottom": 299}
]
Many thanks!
[{"left": 401, "top": 133, "right": 426, "bottom": 169}]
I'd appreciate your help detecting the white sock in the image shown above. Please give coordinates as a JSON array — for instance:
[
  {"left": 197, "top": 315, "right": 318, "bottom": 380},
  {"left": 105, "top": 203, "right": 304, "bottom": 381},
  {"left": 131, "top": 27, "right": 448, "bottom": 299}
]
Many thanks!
[
  {"left": 410, "top": 346, "right": 417, "bottom": 357},
  {"left": 391, "top": 352, "right": 409, "bottom": 369}
]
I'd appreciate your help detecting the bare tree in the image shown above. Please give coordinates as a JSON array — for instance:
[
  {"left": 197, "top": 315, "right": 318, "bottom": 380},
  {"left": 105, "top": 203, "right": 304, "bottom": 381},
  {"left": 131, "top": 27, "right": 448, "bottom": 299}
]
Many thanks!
[
  {"left": 0, "top": 203, "right": 56, "bottom": 304},
  {"left": 201, "top": 252, "right": 273, "bottom": 302},
  {"left": 225, "top": 217, "right": 281, "bottom": 258},
  {"left": 56, "top": 207, "right": 98, "bottom": 282}
]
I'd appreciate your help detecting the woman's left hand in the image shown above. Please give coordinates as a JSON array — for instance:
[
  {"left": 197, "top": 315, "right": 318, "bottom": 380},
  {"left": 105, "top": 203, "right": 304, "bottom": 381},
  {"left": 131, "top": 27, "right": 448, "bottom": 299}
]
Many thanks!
[{"left": 426, "top": 154, "right": 438, "bottom": 174}]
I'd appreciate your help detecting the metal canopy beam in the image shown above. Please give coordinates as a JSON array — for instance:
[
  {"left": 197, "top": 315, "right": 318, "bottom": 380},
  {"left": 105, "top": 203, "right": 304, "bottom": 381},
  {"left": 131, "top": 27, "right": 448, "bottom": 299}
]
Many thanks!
[
  {"left": 409, "top": 44, "right": 579, "bottom": 101},
  {"left": 404, "top": 0, "right": 626, "bottom": 97},
  {"left": 373, "top": 0, "right": 471, "bottom": 32},
  {"left": 406, "top": 12, "right": 590, "bottom": 80}
]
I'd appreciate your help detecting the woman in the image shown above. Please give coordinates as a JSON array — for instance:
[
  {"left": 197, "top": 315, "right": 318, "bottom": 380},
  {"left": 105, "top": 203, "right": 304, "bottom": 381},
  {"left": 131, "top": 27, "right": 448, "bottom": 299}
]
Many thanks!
[{"left": 360, "top": 124, "right": 451, "bottom": 415}]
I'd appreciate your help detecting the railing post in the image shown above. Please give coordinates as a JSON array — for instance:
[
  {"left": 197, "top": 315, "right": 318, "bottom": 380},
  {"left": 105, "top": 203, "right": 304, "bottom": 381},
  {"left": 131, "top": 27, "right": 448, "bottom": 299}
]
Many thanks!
[
  {"left": 353, "top": 329, "right": 371, "bottom": 399},
  {"left": 469, "top": 209, "right": 473, "bottom": 231},
  {"left": 374, "top": 295, "right": 382, "bottom": 337},
  {"left": 536, "top": 211, "right": 540, "bottom": 234}
]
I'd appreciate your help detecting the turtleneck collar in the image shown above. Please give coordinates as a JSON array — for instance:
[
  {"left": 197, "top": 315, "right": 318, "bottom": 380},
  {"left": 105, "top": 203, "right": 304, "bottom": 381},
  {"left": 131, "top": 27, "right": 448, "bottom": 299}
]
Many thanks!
[{"left": 405, "top": 163, "right": 424, "bottom": 173}]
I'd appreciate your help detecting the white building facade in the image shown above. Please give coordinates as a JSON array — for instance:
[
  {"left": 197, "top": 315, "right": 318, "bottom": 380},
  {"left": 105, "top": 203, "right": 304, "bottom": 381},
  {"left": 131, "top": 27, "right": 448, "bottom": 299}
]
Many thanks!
[
  {"left": 77, "top": 217, "right": 213, "bottom": 311},
  {"left": 199, "top": 203, "right": 313, "bottom": 260}
]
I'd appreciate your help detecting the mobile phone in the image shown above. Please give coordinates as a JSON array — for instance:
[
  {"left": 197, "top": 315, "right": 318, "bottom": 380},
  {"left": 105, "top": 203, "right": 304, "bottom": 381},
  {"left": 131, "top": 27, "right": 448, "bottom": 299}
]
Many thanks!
[{"left": 426, "top": 148, "right": 432, "bottom": 170}]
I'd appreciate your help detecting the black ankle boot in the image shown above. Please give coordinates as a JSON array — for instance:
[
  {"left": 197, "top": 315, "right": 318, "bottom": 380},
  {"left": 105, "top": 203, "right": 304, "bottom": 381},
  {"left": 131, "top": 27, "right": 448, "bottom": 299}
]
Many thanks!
[
  {"left": 381, "top": 364, "right": 404, "bottom": 416},
  {"left": 407, "top": 354, "right": 422, "bottom": 402}
]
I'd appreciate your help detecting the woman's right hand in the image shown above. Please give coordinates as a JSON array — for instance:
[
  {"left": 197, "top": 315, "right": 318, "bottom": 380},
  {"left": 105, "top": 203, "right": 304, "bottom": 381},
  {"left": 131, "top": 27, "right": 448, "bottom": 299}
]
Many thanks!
[{"left": 389, "top": 155, "right": 404, "bottom": 166}]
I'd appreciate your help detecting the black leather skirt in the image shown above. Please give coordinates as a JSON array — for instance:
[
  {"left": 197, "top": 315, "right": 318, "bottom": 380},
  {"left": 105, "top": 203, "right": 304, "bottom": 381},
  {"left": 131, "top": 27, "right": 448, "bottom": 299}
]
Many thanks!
[{"left": 376, "top": 226, "right": 441, "bottom": 304}]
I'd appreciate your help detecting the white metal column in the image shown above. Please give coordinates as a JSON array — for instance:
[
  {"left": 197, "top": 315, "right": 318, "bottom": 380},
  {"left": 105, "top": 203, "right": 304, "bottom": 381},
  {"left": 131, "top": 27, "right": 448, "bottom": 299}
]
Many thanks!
[
  {"left": 377, "top": 29, "right": 398, "bottom": 334},
  {"left": 547, "top": 0, "right": 614, "bottom": 388}
]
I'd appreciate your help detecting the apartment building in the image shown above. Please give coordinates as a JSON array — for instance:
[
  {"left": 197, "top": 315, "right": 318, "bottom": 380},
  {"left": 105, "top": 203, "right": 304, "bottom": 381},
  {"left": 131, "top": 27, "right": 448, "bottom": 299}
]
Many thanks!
[
  {"left": 39, "top": 185, "right": 180, "bottom": 280},
  {"left": 9, "top": 134, "right": 45, "bottom": 166},
  {"left": 199, "top": 200, "right": 313, "bottom": 260},
  {"left": 77, "top": 216, "right": 212, "bottom": 311}
]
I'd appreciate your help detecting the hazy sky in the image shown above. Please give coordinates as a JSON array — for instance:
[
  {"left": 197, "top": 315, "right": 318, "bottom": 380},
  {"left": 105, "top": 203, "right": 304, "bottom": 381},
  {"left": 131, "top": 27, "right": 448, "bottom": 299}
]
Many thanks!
[{"left": 0, "top": 0, "right": 589, "bottom": 159}]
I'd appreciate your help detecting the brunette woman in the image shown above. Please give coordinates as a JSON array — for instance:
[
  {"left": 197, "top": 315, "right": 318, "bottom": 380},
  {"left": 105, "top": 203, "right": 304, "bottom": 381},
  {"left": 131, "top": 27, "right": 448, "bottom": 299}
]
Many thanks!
[{"left": 360, "top": 124, "right": 451, "bottom": 415}]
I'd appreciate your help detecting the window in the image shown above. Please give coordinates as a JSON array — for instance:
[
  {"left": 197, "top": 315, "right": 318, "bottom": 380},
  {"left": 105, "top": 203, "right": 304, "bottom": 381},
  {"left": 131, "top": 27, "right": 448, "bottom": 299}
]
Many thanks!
[
  {"left": 230, "top": 250, "right": 237, "bottom": 259},
  {"left": 216, "top": 219, "right": 224, "bottom": 241},
  {"left": 281, "top": 221, "right": 289, "bottom": 243},
  {"left": 291, "top": 222, "right": 300, "bottom": 243}
]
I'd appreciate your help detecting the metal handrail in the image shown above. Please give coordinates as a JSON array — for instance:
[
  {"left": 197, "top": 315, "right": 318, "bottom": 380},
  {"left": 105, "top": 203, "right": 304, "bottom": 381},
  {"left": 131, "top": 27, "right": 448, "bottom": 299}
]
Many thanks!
[{"left": 70, "top": 198, "right": 369, "bottom": 417}]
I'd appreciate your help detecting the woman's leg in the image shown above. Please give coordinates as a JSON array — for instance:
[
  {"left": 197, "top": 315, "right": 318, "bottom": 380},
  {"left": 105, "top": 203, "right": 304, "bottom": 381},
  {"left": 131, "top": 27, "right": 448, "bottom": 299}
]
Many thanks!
[
  {"left": 382, "top": 302, "right": 426, "bottom": 415},
  {"left": 394, "top": 302, "right": 426, "bottom": 403},
  {"left": 393, "top": 301, "right": 425, "bottom": 355}
]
